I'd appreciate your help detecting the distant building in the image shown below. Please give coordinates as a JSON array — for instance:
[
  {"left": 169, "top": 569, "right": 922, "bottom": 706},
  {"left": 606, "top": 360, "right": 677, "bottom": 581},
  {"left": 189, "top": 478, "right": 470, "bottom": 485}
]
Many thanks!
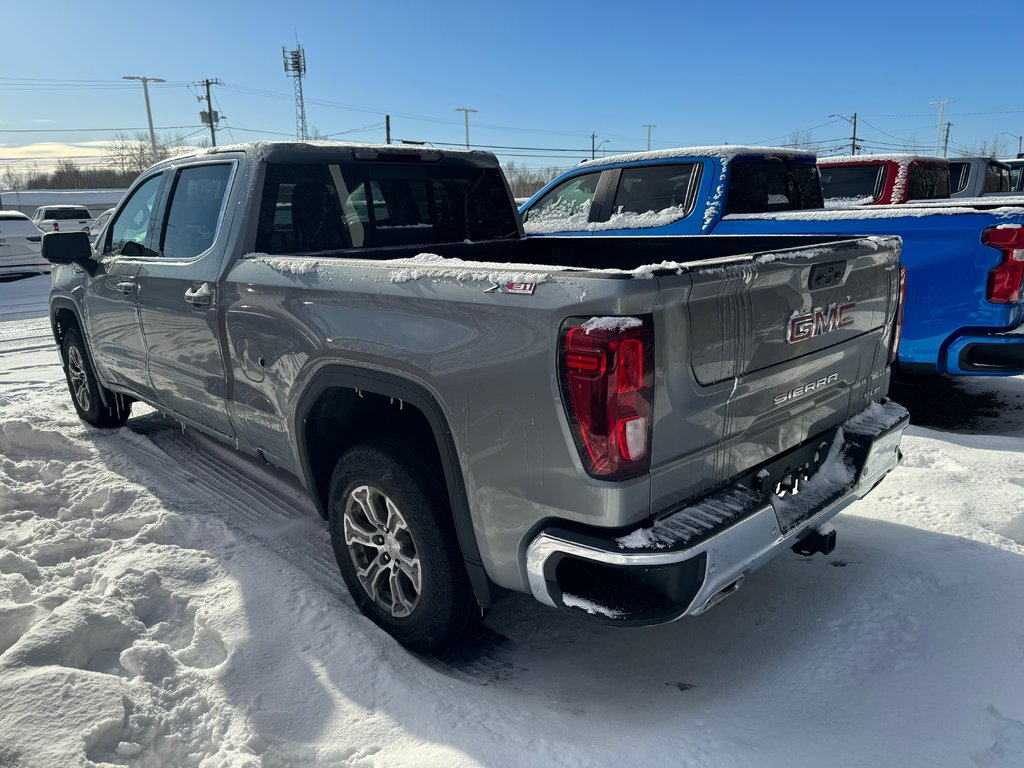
[{"left": 0, "top": 189, "right": 126, "bottom": 218}]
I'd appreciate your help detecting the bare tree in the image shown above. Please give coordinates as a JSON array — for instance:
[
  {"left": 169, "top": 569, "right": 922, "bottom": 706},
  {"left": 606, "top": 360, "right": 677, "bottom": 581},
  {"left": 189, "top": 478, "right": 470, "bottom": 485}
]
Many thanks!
[
  {"left": 955, "top": 134, "right": 1007, "bottom": 158},
  {"left": 502, "top": 162, "right": 569, "bottom": 198},
  {"left": 786, "top": 129, "right": 817, "bottom": 150},
  {"left": 50, "top": 158, "right": 87, "bottom": 189},
  {"left": 1, "top": 166, "right": 24, "bottom": 190},
  {"left": 106, "top": 132, "right": 160, "bottom": 176}
]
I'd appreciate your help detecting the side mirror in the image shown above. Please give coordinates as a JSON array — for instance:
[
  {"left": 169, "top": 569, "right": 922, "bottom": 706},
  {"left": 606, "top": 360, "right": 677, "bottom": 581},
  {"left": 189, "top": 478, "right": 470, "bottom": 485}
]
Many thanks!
[{"left": 42, "top": 231, "right": 96, "bottom": 273}]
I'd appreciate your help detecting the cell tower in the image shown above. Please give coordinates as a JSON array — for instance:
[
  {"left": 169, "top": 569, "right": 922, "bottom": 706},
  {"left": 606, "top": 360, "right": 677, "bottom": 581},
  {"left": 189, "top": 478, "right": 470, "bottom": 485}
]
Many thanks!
[{"left": 282, "top": 44, "right": 308, "bottom": 141}]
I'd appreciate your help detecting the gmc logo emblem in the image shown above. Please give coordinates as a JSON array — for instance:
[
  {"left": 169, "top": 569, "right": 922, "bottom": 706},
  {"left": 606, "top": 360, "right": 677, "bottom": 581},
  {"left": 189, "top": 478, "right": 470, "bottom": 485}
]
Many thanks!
[{"left": 786, "top": 302, "right": 856, "bottom": 344}]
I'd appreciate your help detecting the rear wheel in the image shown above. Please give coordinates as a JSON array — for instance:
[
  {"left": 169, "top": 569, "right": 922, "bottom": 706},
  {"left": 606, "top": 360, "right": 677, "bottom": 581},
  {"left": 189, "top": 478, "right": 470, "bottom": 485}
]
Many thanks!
[
  {"left": 61, "top": 328, "right": 131, "bottom": 428},
  {"left": 327, "top": 437, "right": 479, "bottom": 652}
]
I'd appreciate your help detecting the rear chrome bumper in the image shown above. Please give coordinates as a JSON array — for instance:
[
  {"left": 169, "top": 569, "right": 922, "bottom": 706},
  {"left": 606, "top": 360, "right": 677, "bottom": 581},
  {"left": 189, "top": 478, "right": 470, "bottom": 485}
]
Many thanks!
[{"left": 525, "top": 400, "right": 909, "bottom": 626}]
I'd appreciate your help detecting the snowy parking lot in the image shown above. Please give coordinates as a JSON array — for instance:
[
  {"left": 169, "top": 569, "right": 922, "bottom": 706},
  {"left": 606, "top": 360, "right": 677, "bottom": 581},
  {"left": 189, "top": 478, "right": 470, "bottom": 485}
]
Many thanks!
[{"left": 1, "top": 273, "right": 1023, "bottom": 767}]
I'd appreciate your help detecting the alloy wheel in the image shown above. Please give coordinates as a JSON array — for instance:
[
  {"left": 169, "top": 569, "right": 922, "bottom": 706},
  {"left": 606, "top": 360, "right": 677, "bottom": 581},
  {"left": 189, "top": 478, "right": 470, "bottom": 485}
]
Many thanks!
[{"left": 343, "top": 484, "right": 422, "bottom": 618}]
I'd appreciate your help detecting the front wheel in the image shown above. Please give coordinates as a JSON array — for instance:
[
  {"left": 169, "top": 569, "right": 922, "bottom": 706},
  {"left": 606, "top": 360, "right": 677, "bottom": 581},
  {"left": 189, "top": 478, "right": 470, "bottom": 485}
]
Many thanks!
[
  {"left": 61, "top": 328, "right": 131, "bottom": 428},
  {"left": 327, "top": 437, "right": 479, "bottom": 653}
]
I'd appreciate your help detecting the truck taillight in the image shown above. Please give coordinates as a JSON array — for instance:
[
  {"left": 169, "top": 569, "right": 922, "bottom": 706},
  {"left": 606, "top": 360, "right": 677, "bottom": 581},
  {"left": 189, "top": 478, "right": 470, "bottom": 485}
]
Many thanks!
[
  {"left": 891, "top": 264, "right": 907, "bottom": 364},
  {"left": 982, "top": 226, "right": 1024, "bottom": 304},
  {"left": 53, "top": 221, "right": 59, "bottom": 232},
  {"left": 559, "top": 318, "right": 654, "bottom": 479}
]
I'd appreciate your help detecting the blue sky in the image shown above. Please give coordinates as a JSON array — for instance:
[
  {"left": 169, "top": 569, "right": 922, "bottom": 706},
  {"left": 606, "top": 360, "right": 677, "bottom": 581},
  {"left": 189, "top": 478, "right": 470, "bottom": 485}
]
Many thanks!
[{"left": 3, "top": 0, "right": 1023, "bottom": 174}]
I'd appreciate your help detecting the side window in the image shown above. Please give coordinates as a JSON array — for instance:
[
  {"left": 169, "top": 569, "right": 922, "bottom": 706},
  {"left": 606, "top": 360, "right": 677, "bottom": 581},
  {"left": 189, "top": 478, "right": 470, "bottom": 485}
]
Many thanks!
[
  {"left": 611, "top": 164, "right": 699, "bottom": 218},
  {"left": 522, "top": 172, "right": 601, "bottom": 232},
  {"left": 160, "top": 164, "right": 232, "bottom": 259},
  {"left": 108, "top": 174, "right": 163, "bottom": 257},
  {"left": 907, "top": 165, "right": 950, "bottom": 200}
]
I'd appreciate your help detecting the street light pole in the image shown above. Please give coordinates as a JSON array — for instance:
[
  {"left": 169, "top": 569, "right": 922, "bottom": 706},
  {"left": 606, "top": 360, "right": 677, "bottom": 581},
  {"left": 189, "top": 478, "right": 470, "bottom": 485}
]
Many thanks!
[
  {"left": 123, "top": 75, "right": 166, "bottom": 162},
  {"left": 643, "top": 123, "right": 657, "bottom": 151},
  {"left": 930, "top": 100, "right": 955, "bottom": 155},
  {"left": 1002, "top": 132, "right": 1023, "bottom": 157},
  {"left": 454, "top": 107, "right": 478, "bottom": 149}
]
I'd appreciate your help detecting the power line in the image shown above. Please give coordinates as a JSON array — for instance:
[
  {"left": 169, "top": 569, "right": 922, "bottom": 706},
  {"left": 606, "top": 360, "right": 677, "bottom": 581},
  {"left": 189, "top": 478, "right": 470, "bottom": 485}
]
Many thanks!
[{"left": 0, "top": 125, "right": 202, "bottom": 134}]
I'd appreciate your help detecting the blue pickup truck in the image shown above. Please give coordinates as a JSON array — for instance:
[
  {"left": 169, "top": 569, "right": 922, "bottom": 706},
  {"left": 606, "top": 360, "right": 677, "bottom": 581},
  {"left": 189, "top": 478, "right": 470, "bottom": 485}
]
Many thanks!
[{"left": 520, "top": 147, "right": 1024, "bottom": 376}]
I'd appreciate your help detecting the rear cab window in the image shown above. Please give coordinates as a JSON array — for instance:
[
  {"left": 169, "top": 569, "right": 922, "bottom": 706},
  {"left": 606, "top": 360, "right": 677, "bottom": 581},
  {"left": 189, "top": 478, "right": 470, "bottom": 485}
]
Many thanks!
[
  {"left": 255, "top": 159, "right": 519, "bottom": 254},
  {"left": 47, "top": 208, "right": 91, "bottom": 220},
  {"left": 725, "top": 158, "right": 824, "bottom": 214},
  {"left": 819, "top": 164, "right": 886, "bottom": 204}
]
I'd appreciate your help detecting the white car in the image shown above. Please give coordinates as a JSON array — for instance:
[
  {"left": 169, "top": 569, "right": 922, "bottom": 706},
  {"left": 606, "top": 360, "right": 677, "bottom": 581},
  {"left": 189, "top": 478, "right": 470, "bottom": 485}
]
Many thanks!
[
  {"left": 88, "top": 207, "right": 115, "bottom": 243},
  {"left": 0, "top": 211, "right": 47, "bottom": 276},
  {"left": 31, "top": 204, "right": 93, "bottom": 233}
]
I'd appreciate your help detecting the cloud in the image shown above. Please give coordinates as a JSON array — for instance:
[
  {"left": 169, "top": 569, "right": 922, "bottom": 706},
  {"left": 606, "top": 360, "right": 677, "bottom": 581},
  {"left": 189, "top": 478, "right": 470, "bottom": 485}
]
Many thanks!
[{"left": 0, "top": 141, "right": 111, "bottom": 169}]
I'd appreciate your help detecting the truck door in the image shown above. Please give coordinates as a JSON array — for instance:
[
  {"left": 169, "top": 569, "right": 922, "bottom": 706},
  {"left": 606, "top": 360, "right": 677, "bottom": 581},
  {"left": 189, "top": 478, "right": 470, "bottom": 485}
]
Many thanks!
[
  {"left": 82, "top": 172, "right": 165, "bottom": 400},
  {"left": 136, "top": 161, "right": 237, "bottom": 438}
]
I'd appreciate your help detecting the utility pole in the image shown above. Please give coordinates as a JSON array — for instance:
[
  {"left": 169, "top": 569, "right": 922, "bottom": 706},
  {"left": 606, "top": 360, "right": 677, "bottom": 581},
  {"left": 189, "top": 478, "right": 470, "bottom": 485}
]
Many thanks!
[
  {"left": 930, "top": 100, "right": 955, "bottom": 155},
  {"left": 122, "top": 75, "right": 165, "bottom": 162},
  {"left": 643, "top": 124, "right": 657, "bottom": 151},
  {"left": 385, "top": 115, "right": 391, "bottom": 145},
  {"left": 195, "top": 78, "right": 223, "bottom": 146},
  {"left": 943, "top": 122, "right": 953, "bottom": 158},
  {"left": 591, "top": 132, "right": 597, "bottom": 160},
  {"left": 283, "top": 44, "right": 309, "bottom": 141},
  {"left": 454, "top": 107, "right": 478, "bottom": 148},
  {"left": 1002, "top": 131, "right": 1022, "bottom": 157},
  {"left": 829, "top": 112, "right": 858, "bottom": 154}
]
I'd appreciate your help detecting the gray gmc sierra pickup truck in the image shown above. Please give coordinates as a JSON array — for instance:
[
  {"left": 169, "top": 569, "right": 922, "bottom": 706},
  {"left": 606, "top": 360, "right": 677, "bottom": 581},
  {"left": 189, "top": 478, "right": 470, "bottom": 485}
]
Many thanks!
[{"left": 42, "top": 142, "right": 908, "bottom": 652}]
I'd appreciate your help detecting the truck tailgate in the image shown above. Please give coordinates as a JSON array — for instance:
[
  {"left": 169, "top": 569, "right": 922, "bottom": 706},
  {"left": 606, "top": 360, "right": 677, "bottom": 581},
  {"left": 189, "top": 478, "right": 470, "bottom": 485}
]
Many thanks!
[{"left": 649, "top": 236, "right": 901, "bottom": 512}]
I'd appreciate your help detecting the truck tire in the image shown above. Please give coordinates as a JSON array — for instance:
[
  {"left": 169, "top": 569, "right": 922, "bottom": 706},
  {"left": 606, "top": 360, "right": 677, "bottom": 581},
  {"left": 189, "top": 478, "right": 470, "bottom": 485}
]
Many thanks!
[
  {"left": 327, "top": 437, "right": 479, "bottom": 653},
  {"left": 61, "top": 328, "right": 131, "bottom": 428}
]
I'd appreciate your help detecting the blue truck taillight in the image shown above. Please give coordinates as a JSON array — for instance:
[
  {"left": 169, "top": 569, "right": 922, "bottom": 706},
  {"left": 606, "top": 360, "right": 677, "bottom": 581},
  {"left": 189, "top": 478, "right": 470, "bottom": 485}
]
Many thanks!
[
  {"left": 982, "top": 226, "right": 1024, "bottom": 304},
  {"left": 559, "top": 317, "right": 654, "bottom": 479}
]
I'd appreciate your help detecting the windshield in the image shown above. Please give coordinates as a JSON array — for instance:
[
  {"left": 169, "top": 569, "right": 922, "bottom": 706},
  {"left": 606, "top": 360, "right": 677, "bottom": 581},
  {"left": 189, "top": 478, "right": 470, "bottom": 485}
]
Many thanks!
[
  {"left": 726, "top": 160, "right": 824, "bottom": 214},
  {"left": 819, "top": 164, "right": 885, "bottom": 204}
]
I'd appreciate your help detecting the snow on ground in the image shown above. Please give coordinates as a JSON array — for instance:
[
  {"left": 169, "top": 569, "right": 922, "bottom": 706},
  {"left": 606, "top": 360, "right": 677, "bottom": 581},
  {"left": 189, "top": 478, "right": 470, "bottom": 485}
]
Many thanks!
[{"left": 1, "top": 274, "right": 1023, "bottom": 767}]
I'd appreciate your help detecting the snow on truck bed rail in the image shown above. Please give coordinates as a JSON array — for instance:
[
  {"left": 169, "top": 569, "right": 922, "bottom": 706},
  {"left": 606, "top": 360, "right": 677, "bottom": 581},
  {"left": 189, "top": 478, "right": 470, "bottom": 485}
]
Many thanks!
[{"left": 244, "top": 237, "right": 897, "bottom": 286}]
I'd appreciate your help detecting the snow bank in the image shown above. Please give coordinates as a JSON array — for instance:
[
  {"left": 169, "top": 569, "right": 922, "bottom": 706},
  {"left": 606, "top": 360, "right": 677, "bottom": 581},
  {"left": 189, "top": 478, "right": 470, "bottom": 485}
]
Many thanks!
[{"left": 3, "top": 275, "right": 1024, "bottom": 768}]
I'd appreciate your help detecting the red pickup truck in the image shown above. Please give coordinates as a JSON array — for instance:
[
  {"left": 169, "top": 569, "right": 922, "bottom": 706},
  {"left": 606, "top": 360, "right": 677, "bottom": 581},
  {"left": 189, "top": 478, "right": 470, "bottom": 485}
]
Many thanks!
[{"left": 818, "top": 154, "right": 950, "bottom": 206}]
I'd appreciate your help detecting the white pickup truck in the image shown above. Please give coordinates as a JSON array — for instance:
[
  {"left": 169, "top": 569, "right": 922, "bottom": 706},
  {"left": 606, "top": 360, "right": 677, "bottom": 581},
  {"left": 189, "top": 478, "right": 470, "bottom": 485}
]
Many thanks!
[{"left": 31, "top": 205, "right": 93, "bottom": 233}]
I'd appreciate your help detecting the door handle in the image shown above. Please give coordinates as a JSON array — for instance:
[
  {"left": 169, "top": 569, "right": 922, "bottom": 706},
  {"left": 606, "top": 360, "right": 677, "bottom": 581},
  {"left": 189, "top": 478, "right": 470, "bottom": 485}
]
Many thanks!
[
  {"left": 184, "top": 283, "right": 212, "bottom": 306},
  {"left": 114, "top": 281, "right": 136, "bottom": 294}
]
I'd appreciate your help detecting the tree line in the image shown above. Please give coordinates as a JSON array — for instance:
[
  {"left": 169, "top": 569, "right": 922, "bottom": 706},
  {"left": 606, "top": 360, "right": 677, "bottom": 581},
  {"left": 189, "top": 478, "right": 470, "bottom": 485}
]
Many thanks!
[
  {"left": 1, "top": 135, "right": 567, "bottom": 196},
  {"left": 1, "top": 131, "right": 207, "bottom": 190}
]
